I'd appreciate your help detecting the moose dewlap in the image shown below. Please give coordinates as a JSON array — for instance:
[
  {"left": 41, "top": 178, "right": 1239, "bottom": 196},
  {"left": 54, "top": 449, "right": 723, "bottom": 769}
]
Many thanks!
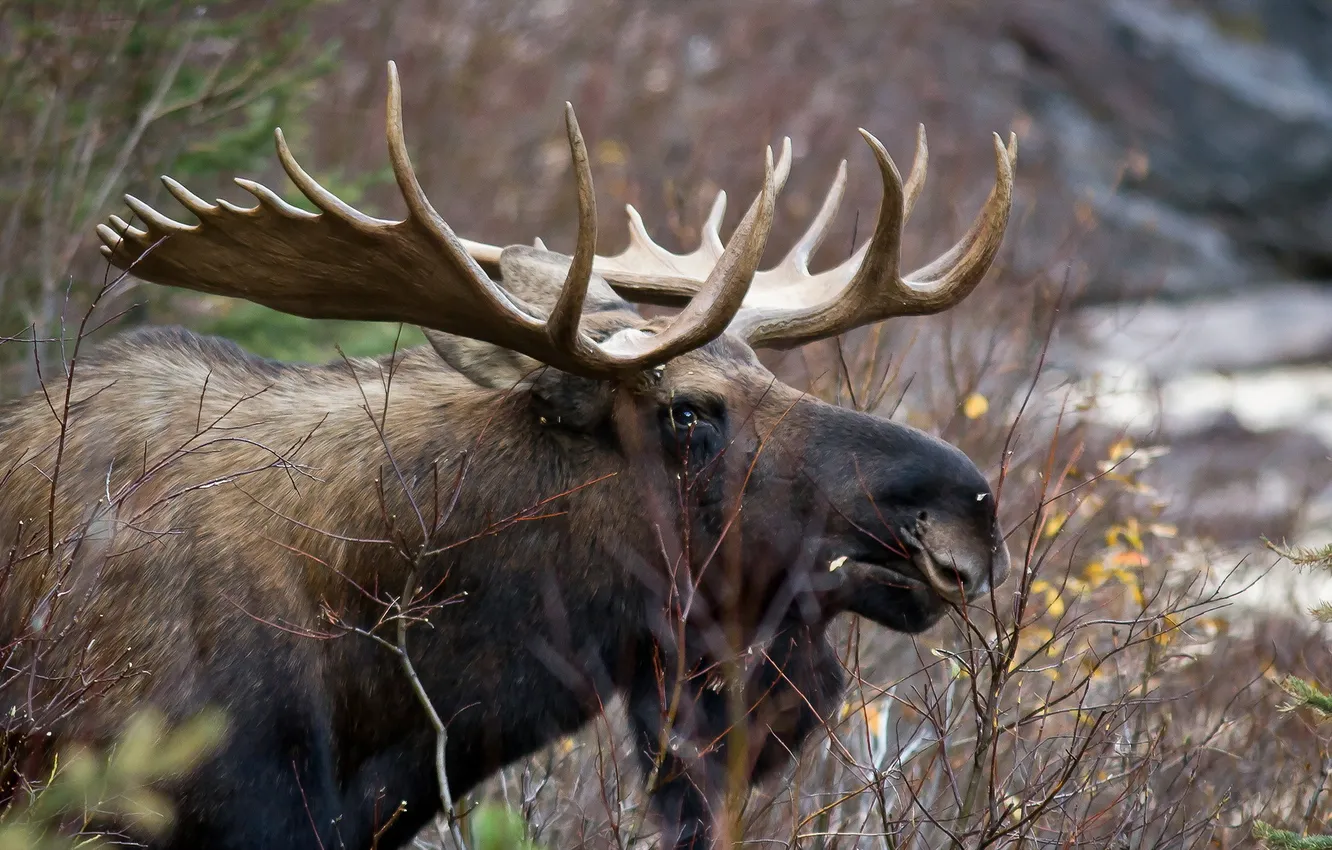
[{"left": 0, "top": 61, "right": 1014, "bottom": 850}]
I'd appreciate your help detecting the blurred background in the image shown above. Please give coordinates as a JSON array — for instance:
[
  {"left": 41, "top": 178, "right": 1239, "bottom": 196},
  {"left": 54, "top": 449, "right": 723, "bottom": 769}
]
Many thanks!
[{"left": 4, "top": 0, "right": 1332, "bottom": 846}]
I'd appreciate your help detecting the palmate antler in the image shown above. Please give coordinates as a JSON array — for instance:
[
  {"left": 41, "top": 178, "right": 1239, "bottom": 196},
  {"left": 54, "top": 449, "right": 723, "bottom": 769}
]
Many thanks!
[
  {"left": 100, "top": 61, "right": 1015, "bottom": 376},
  {"left": 98, "top": 62, "right": 777, "bottom": 380},
  {"left": 584, "top": 125, "right": 1018, "bottom": 350}
]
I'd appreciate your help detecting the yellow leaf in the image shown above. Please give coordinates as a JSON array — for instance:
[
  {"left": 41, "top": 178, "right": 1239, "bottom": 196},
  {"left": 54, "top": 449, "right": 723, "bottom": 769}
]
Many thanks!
[
  {"left": 1128, "top": 580, "right": 1146, "bottom": 608},
  {"left": 1046, "top": 594, "right": 1066, "bottom": 619},
  {"left": 1082, "top": 560, "right": 1108, "bottom": 586},
  {"left": 863, "top": 702, "right": 883, "bottom": 729},
  {"left": 1197, "top": 616, "right": 1227, "bottom": 638},
  {"left": 962, "top": 393, "right": 989, "bottom": 419},
  {"left": 1043, "top": 511, "right": 1069, "bottom": 539},
  {"left": 1105, "top": 517, "right": 1144, "bottom": 551},
  {"left": 1124, "top": 517, "right": 1144, "bottom": 551},
  {"left": 1108, "top": 438, "right": 1134, "bottom": 463},
  {"left": 1110, "top": 567, "right": 1138, "bottom": 586}
]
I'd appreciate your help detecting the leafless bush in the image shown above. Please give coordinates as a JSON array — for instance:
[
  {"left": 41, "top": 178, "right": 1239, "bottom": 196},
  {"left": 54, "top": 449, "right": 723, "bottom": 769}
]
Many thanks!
[{"left": 0, "top": 0, "right": 326, "bottom": 397}]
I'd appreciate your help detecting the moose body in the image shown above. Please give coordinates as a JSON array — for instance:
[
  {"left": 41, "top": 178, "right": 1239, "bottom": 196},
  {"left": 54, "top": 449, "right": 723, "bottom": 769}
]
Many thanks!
[{"left": 0, "top": 64, "right": 1015, "bottom": 849}]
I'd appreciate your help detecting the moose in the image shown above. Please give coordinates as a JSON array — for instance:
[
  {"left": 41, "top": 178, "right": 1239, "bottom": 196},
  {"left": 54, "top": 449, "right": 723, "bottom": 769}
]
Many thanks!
[{"left": 0, "top": 62, "right": 1015, "bottom": 849}]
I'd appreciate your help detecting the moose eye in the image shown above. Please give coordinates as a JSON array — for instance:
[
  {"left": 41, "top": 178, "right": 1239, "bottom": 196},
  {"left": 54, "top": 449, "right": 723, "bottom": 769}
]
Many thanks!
[{"left": 671, "top": 403, "right": 699, "bottom": 430}]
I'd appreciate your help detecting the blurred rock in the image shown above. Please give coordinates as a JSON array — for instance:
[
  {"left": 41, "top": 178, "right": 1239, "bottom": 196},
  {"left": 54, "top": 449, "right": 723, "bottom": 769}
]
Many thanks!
[
  {"left": 1142, "top": 415, "right": 1332, "bottom": 542},
  {"left": 1054, "top": 283, "right": 1332, "bottom": 377},
  {"left": 1005, "top": 0, "right": 1332, "bottom": 299}
]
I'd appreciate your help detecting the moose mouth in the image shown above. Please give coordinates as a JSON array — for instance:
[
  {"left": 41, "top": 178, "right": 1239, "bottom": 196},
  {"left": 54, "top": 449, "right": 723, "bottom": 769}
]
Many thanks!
[{"left": 829, "top": 530, "right": 971, "bottom": 605}]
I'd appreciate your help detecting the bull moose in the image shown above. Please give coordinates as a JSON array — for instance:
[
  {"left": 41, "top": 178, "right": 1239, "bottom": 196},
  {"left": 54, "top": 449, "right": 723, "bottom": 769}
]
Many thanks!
[{"left": 0, "top": 62, "right": 1015, "bottom": 849}]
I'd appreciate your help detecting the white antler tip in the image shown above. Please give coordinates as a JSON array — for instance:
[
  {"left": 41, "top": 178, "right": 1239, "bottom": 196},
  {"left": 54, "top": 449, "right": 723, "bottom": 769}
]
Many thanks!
[
  {"left": 124, "top": 193, "right": 187, "bottom": 232},
  {"left": 107, "top": 214, "right": 146, "bottom": 240},
  {"left": 161, "top": 175, "right": 219, "bottom": 217},
  {"left": 992, "top": 133, "right": 1016, "bottom": 178},
  {"left": 95, "top": 223, "right": 122, "bottom": 247},
  {"left": 704, "top": 191, "right": 727, "bottom": 233}
]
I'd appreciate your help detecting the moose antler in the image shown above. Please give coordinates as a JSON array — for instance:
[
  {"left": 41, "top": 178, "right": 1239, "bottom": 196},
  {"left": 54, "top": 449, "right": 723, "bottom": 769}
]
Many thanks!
[
  {"left": 98, "top": 62, "right": 777, "bottom": 380},
  {"left": 582, "top": 125, "right": 1017, "bottom": 349}
]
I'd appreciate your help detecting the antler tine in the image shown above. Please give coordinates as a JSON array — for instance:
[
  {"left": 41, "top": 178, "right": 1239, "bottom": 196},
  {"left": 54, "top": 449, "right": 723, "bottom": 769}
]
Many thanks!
[
  {"left": 902, "top": 124, "right": 928, "bottom": 223},
  {"left": 728, "top": 130, "right": 905, "bottom": 346},
  {"left": 700, "top": 191, "right": 727, "bottom": 259},
  {"left": 772, "top": 137, "right": 793, "bottom": 192},
  {"left": 380, "top": 61, "right": 541, "bottom": 332},
  {"left": 603, "top": 145, "right": 778, "bottom": 363},
  {"left": 545, "top": 103, "right": 599, "bottom": 354},
  {"left": 730, "top": 127, "right": 905, "bottom": 335},
  {"left": 233, "top": 178, "right": 315, "bottom": 220},
  {"left": 904, "top": 132, "right": 1015, "bottom": 287},
  {"left": 776, "top": 158, "right": 848, "bottom": 275},
  {"left": 727, "top": 126, "right": 1014, "bottom": 349},
  {"left": 106, "top": 215, "right": 146, "bottom": 241},
  {"left": 273, "top": 129, "right": 390, "bottom": 232},
  {"left": 899, "top": 132, "right": 1015, "bottom": 295},
  {"left": 161, "top": 176, "right": 219, "bottom": 218},
  {"left": 589, "top": 137, "right": 791, "bottom": 304},
  {"left": 121, "top": 194, "right": 191, "bottom": 235}
]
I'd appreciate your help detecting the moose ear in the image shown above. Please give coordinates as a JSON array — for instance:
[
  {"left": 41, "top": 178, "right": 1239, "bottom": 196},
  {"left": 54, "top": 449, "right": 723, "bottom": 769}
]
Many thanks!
[
  {"left": 423, "top": 329, "right": 540, "bottom": 389},
  {"left": 423, "top": 329, "right": 614, "bottom": 429}
]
